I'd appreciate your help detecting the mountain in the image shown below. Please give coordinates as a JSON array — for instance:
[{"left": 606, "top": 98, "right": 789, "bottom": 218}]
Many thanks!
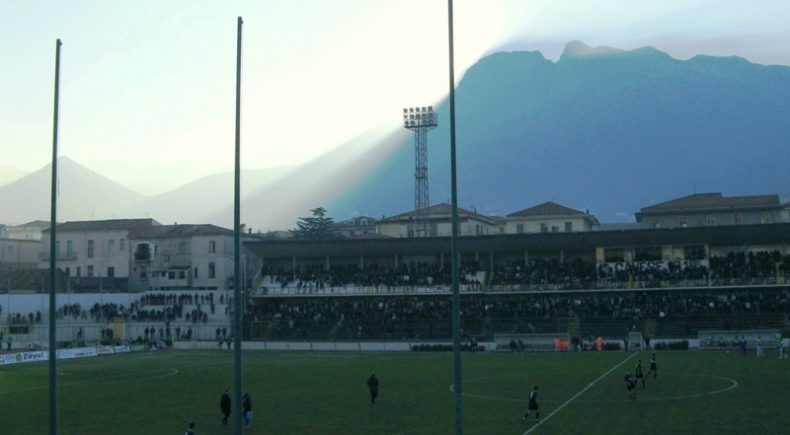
[
  {"left": 0, "top": 166, "right": 29, "bottom": 188},
  {"left": 0, "top": 156, "right": 145, "bottom": 224},
  {"left": 122, "top": 166, "right": 293, "bottom": 226},
  {"left": 325, "top": 41, "right": 790, "bottom": 222}
]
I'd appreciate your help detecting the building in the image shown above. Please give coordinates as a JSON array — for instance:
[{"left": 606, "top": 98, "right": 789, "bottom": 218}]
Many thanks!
[
  {"left": 635, "top": 193, "right": 786, "bottom": 229},
  {"left": 39, "top": 219, "right": 160, "bottom": 283},
  {"left": 332, "top": 216, "right": 379, "bottom": 238},
  {"left": 377, "top": 203, "right": 496, "bottom": 238},
  {"left": 502, "top": 201, "right": 599, "bottom": 234},
  {"left": 128, "top": 224, "right": 237, "bottom": 291},
  {"left": 0, "top": 238, "right": 40, "bottom": 270},
  {"left": 7, "top": 220, "right": 51, "bottom": 240}
]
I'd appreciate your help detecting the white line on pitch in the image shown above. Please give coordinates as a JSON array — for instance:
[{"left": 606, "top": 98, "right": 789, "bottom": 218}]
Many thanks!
[{"left": 522, "top": 352, "right": 638, "bottom": 435}]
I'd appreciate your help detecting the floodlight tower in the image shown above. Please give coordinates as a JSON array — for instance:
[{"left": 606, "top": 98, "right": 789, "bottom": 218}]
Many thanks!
[{"left": 403, "top": 106, "right": 438, "bottom": 237}]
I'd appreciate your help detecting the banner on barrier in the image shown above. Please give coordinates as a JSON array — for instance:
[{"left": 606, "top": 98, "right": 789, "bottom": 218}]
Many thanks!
[
  {"left": 16, "top": 351, "right": 48, "bottom": 363},
  {"left": 56, "top": 347, "right": 98, "bottom": 360},
  {"left": 0, "top": 353, "right": 18, "bottom": 365},
  {"left": 114, "top": 345, "right": 131, "bottom": 353},
  {"left": 97, "top": 345, "right": 115, "bottom": 355}
]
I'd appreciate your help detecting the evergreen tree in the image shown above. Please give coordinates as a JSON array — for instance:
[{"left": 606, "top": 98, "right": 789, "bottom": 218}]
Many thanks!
[{"left": 290, "top": 207, "right": 337, "bottom": 239}]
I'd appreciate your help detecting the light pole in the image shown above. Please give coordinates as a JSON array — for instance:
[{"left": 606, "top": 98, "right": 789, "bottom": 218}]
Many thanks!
[
  {"left": 402, "top": 106, "right": 437, "bottom": 237},
  {"left": 446, "top": 1, "right": 463, "bottom": 434},
  {"left": 48, "top": 38, "right": 62, "bottom": 435}
]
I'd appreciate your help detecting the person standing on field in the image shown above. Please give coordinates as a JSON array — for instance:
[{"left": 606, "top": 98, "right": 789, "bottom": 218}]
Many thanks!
[
  {"left": 367, "top": 373, "right": 379, "bottom": 404},
  {"left": 220, "top": 389, "right": 231, "bottom": 425},
  {"left": 242, "top": 392, "right": 252, "bottom": 427}
]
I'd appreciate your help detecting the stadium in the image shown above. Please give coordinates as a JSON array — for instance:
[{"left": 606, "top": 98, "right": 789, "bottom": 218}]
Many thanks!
[
  {"left": 2, "top": 205, "right": 790, "bottom": 434},
  {"left": 4, "top": 3, "right": 790, "bottom": 435}
]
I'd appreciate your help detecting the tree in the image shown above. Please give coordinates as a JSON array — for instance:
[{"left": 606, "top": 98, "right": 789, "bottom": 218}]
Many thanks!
[{"left": 290, "top": 207, "right": 337, "bottom": 240}]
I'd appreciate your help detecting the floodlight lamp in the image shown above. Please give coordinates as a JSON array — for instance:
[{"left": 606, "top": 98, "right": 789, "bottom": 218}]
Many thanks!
[
  {"left": 428, "top": 106, "right": 433, "bottom": 111},
  {"left": 403, "top": 108, "right": 408, "bottom": 113}
]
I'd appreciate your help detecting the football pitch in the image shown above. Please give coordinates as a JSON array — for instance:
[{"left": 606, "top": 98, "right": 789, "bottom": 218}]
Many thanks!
[{"left": 0, "top": 349, "right": 787, "bottom": 435}]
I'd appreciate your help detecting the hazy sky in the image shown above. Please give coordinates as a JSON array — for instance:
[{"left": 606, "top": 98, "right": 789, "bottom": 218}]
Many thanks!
[{"left": 2, "top": 0, "right": 789, "bottom": 195}]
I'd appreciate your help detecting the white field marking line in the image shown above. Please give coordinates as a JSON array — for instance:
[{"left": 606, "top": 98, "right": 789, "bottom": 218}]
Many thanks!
[
  {"left": 522, "top": 352, "right": 638, "bottom": 435},
  {"left": 0, "top": 368, "right": 179, "bottom": 394},
  {"left": 457, "top": 372, "right": 738, "bottom": 404}
]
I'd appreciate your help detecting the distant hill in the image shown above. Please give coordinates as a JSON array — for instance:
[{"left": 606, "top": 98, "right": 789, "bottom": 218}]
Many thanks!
[
  {"left": 0, "top": 166, "right": 29, "bottom": 188},
  {"left": 0, "top": 156, "right": 145, "bottom": 224},
  {"left": 123, "top": 166, "right": 293, "bottom": 226},
  {"left": 325, "top": 41, "right": 790, "bottom": 223}
]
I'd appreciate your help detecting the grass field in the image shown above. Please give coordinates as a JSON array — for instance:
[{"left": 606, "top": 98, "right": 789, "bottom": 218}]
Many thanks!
[{"left": 1, "top": 349, "right": 787, "bottom": 435}]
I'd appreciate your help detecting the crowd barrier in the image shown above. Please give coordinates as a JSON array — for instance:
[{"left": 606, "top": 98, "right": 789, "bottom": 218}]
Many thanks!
[{"left": 0, "top": 344, "right": 132, "bottom": 366}]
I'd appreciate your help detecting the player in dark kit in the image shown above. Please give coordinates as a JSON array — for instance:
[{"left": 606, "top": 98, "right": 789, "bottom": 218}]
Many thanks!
[
  {"left": 624, "top": 373, "right": 637, "bottom": 400},
  {"left": 367, "top": 373, "right": 379, "bottom": 404},
  {"left": 184, "top": 422, "right": 196, "bottom": 435},
  {"left": 522, "top": 386, "right": 540, "bottom": 422},
  {"left": 635, "top": 359, "right": 646, "bottom": 387},
  {"left": 648, "top": 353, "right": 658, "bottom": 379},
  {"left": 220, "top": 389, "right": 231, "bottom": 425}
]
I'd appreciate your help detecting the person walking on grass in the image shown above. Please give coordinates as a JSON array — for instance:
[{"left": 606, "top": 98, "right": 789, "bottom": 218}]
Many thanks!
[
  {"left": 243, "top": 392, "right": 252, "bottom": 427},
  {"left": 367, "top": 373, "right": 379, "bottom": 404},
  {"left": 220, "top": 389, "right": 231, "bottom": 425},
  {"left": 522, "top": 386, "right": 539, "bottom": 422}
]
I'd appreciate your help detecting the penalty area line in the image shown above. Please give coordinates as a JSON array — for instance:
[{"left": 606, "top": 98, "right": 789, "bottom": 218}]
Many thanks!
[{"left": 523, "top": 352, "right": 638, "bottom": 435}]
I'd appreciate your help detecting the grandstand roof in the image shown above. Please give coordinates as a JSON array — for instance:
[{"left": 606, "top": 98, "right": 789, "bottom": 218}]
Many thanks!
[
  {"left": 379, "top": 203, "right": 493, "bottom": 224},
  {"left": 46, "top": 219, "right": 160, "bottom": 233},
  {"left": 12, "top": 220, "right": 51, "bottom": 229},
  {"left": 507, "top": 201, "right": 586, "bottom": 217},
  {"left": 245, "top": 223, "right": 790, "bottom": 259},
  {"left": 129, "top": 224, "right": 233, "bottom": 239},
  {"left": 638, "top": 193, "right": 781, "bottom": 215}
]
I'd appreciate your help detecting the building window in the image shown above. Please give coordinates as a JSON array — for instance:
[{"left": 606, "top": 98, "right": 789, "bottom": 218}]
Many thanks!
[
  {"left": 540, "top": 223, "right": 548, "bottom": 233},
  {"left": 7, "top": 245, "right": 13, "bottom": 255},
  {"left": 163, "top": 255, "right": 170, "bottom": 263},
  {"left": 107, "top": 267, "right": 115, "bottom": 278},
  {"left": 87, "top": 265, "right": 94, "bottom": 277},
  {"left": 430, "top": 223, "right": 438, "bottom": 236},
  {"left": 706, "top": 216, "right": 716, "bottom": 226},
  {"left": 679, "top": 217, "right": 687, "bottom": 227},
  {"left": 564, "top": 222, "right": 573, "bottom": 232},
  {"left": 516, "top": 224, "right": 524, "bottom": 234},
  {"left": 209, "top": 241, "right": 216, "bottom": 254},
  {"left": 208, "top": 262, "right": 216, "bottom": 279},
  {"left": 734, "top": 213, "right": 742, "bottom": 225},
  {"left": 651, "top": 219, "right": 661, "bottom": 229},
  {"left": 178, "top": 242, "right": 187, "bottom": 255},
  {"left": 194, "top": 267, "right": 198, "bottom": 278},
  {"left": 551, "top": 225, "right": 559, "bottom": 233},
  {"left": 87, "top": 240, "right": 94, "bottom": 258},
  {"left": 168, "top": 271, "right": 176, "bottom": 279},
  {"left": 120, "top": 239, "right": 125, "bottom": 251},
  {"left": 65, "top": 267, "right": 70, "bottom": 276},
  {"left": 108, "top": 239, "right": 115, "bottom": 253},
  {"left": 179, "top": 271, "right": 186, "bottom": 279},
  {"left": 66, "top": 240, "right": 73, "bottom": 256},
  {"left": 76, "top": 266, "right": 81, "bottom": 277}
]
